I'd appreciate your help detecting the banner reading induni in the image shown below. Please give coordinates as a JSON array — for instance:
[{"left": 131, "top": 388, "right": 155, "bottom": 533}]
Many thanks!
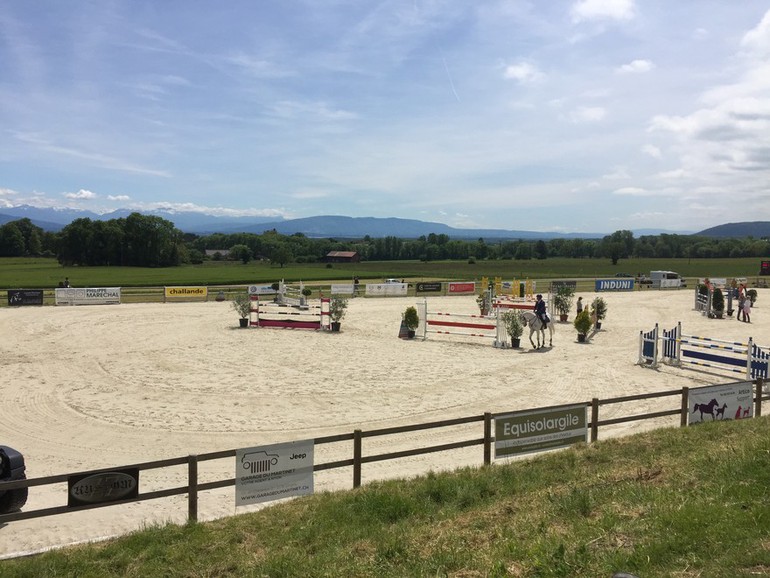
[
  {"left": 495, "top": 404, "right": 587, "bottom": 458},
  {"left": 235, "top": 440, "right": 314, "bottom": 507},
  {"left": 55, "top": 287, "right": 121, "bottom": 306}
]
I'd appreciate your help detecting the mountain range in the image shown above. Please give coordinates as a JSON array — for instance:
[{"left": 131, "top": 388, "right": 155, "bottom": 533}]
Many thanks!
[{"left": 1, "top": 204, "right": 763, "bottom": 240}]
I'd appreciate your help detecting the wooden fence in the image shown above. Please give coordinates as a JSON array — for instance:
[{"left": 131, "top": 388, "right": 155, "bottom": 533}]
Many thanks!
[{"left": 1, "top": 380, "right": 766, "bottom": 526}]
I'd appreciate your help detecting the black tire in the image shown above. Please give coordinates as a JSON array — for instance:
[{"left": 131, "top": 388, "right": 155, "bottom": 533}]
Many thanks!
[{"left": 0, "top": 473, "right": 28, "bottom": 514}]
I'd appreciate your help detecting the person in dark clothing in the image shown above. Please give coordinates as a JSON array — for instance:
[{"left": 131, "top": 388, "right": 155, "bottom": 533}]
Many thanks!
[{"left": 534, "top": 293, "right": 548, "bottom": 329}]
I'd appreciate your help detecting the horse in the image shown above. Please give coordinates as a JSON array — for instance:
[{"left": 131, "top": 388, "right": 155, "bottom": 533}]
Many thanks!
[
  {"left": 520, "top": 311, "right": 555, "bottom": 350},
  {"left": 692, "top": 398, "right": 719, "bottom": 420}
]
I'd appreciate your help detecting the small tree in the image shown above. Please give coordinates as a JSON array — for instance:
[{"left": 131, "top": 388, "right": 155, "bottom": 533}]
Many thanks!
[
  {"left": 554, "top": 285, "right": 575, "bottom": 319},
  {"left": 502, "top": 310, "right": 524, "bottom": 346},
  {"left": 574, "top": 309, "right": 592, "bottom": 337},
  {"left": 231, "top": 292, "right": 251, "bottom": 319},
  {"left": 591, "top": 297, "right": 607, "bottom": 322},
  {"left": 712, "top": 287, "right": 725, "bottom": 315},
  {"left": 329, "top": 295, "right": 349, "bottom": 323},
  {"left": 403, "top": 306, "right": 419, "bottom": 332}
]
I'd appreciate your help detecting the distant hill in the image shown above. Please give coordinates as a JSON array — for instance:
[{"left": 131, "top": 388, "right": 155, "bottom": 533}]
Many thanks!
[
  {"left": 0, "top": 204, "right": 699, "bottom": 239},
  {"left": 696, "top": 221, "right": 770, "bottom": 238}
]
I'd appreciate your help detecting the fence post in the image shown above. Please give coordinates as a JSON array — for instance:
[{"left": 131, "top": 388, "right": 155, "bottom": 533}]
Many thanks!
[
  {"left": 188, "top": 454, "right": 198, "bottom": 522},
  {"left": 483, "top": 412, "right": 492, "bottom": 465},
  {"left": 680, "top": 387, "right": 689, "bottom": 427},
  {"left": 590, "top": 398, "right": 599, "bottom": 442},
  {"left": 756, "top": 378, "right": 763, "bottom": 417},
  {"left": 353, "top": 429, "right": 362, "bottom": 488}
]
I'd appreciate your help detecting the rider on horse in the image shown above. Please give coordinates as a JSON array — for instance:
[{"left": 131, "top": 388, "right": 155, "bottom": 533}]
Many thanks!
[{"left": 534, "top": 294, "right": 548, "bottom": 330}]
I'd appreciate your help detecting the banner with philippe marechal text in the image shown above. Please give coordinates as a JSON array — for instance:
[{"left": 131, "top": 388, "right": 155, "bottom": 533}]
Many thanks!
[
  {"left": 55, "top": 287, "right": 121, "bottom": 306},
  {"left": 494, "top": 404, "right": 587, "bottom": 458},
  {"left": 235, "top": 440, "right": 314, "bottom": 507}
]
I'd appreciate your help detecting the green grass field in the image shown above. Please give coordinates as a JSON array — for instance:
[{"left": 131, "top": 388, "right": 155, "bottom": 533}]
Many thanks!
[{"left": 0, "top": 256, "right": 766, "bottom": 289}]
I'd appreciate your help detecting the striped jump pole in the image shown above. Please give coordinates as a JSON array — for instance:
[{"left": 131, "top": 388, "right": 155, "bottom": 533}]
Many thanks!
[
  {"left": 250, "top": 295, "right": 331, "bottom": 330},
  {"left": 416, "top": 298, "right": 505, "bottom": 347}
]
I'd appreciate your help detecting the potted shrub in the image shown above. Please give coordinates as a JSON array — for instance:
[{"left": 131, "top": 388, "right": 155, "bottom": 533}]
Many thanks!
[
  {"left": 746, "top": 289, "right": 758, "bottom": 306},
  {"left": 591, "top": 297, "right": 607, "bottom": 330},
  {"left": 329, "top": 295, "right": 348, "bottom": 332},
  {"left": 712, "top": 287, "right": 725, "bottom": 319},
  {"left": 301, "top": 286, "right": 312, "bottom": 306},
  {"left": 501, "top": 309, "right": 524, "bottom": 348},
  {"left": 553, "top": 285, "right": 575, "bottom": 322},
  {"left": 574, "top": 309, "right": 591, "bottom": 343},
  {"left": 403, "top": 306, "right": 419, "bottom": 339},
  {"left": 476, "top": 291, "right": 491, "bottom": 316},
  {"left": 231, "top": 292, "right": 251, "bottom": 328}
]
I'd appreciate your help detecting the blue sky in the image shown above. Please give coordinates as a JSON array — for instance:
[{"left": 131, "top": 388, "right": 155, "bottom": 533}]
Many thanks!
[{"left": 2, "top": 1, "right": 770, "bottom": 234}]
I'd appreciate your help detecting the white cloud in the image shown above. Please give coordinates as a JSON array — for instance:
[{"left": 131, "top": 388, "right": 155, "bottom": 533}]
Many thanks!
[
  {"left": 64, "top": 189, "right": 97, "bottom": 200},
  {"left": 569, "top": 106, "right": 606, "bottom": 123},
  {"left": 642, "top": 145, "right": 661, "bottom": 159},
  {"left": 611, "top": 187, "right": 646, "bottom": 196},
  {"left": 503, "top": 62, "right": 545, "bottom": 84},
  {"left": 741, "top": 9, "right": 770, "bottom": 57},
  {"left": 617, "top": 59, "right": 654, "bottom": 74},
  {"left": 108, "top": 195, "right": 131, "bottom": 201},
  {"left": 571, "top": 0, "right": 636, "bottom": 23}
]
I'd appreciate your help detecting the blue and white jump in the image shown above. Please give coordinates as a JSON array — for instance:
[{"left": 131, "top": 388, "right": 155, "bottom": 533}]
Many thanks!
[{"left": 638, "top": 321, "right": 769, "bottom": 380}]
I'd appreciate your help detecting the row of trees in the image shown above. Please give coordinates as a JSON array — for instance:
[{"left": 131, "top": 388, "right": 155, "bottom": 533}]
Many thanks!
[{"left": 1, "top": 216, "right": 768, "bottom": 266}]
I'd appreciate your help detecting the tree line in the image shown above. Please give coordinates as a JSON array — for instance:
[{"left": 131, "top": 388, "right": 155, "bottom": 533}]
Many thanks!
[{"left": 0, "top": 215, "right": 768, "bottom": 267}]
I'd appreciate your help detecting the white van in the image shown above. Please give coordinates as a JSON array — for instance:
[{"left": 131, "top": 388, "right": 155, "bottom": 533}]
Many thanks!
[{"left": 650, "top": 270, "right": 685, "bottom": 289}]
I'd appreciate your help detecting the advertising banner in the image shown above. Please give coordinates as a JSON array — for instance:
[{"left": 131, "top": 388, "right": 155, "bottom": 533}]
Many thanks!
[
  {"left": 595, "top": 279, "right": 634, "bottom": 292},
  {"left": 248, "top": 285, "right": 276, "bottom": 295},
  {"left": 495, "top": 404, "right": 587, "bottom": 458},
  {"left": 68, "top": 468, "right": 139, "bottom": 507},
  {"left": 7, "top": 289, "right": 44, "bottom": 306},
  {"left": 164, "top": 286, "right": 208, "bottom": 301},
  {"left": 331, "top": 284, "right": 355, "bottom": 295},
  {"left": 365, "top": 283, "right": 408, "bottom": 297},
  {"left": 236, "top": 440, "right": 314, "bottom": 507},
  {"left": 447, "top": 282, "right": 475, "bottom": 294},
  {"left": 416, "top": 282, "right": 442, "bottom": 293},
  {"left": 55, "top": 287, "right": 122, "bottom": 306},
  {"left": 689, "top": 382, "right": 754, "bottom": 425}
]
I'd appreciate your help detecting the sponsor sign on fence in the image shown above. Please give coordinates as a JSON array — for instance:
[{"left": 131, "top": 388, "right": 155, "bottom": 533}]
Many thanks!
[
  {"left": 416, "top": 282, "right": 442, "bottom": 293},
  {"left": 447, "top": 282, "right": 475, "bottom": 294},
  {"left": 7, "top": 289, "right": 44, "bottom": 306},
  {"left": 595, "top": 279, "right": 634, "bottom": 292},
  {"left": 55, "top": 287, "right": 122, "bottom": 306},
  {"left": 331, "top": 284, "right": 355, "bottom": 295},
  {"left": 67, "top": 468, "right": 139, "bottom": 507},
  {"left": 248, "top": 285, "right": 276, "bottom": 295},
  {"left": 689, "top": 382, "right": 754, "bottom": 425},
  {"left": 365, "top": 283, "right": 408, "bottom": 297},
  {"left": 235, "top": 440, "right": 314, "bottom": 507},
  {"left": 164, "top": 286, "right": 208, "bottom": 301},
  {"left": 494, "top": 404, "right": 587, "bottom": 458}
]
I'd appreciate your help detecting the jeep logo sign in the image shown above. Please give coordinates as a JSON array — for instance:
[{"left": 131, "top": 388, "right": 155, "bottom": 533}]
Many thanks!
[{"left": 595, "top": 279, "right": 634, "bottom": 292}]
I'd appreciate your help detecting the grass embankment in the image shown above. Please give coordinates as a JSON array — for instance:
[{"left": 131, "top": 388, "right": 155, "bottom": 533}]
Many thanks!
[
  {"left": 3, "top": 417, "right": 769, "bottom": 577},
  {"left": 0, "top": 256, "right": 766, "bottom": 289}
]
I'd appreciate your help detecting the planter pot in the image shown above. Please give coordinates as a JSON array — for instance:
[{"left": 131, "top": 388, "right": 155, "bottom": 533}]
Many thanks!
[
  {"left": 239, "top": 318, "right": 249, "bottom": 328},
  {"left": 577, "top": 333, "right": 586, "bottom": 343},
  {"left": 331, "top": 322, "right": 341, "bottom": 332},
  {"left": 727, "top": 309, "right": 734, "bottom": 317},
  {"left": 595, "top": 321, "right": 602, "bottom": 330},
  {"left": 407, "top": 329, "right": 416, "bottom": 339},
  {"left": 559, "top": 314, "right": 568, "bottom": 322},
  {"left": 511, "top": 337, "right": 521, "bottom": 349}
]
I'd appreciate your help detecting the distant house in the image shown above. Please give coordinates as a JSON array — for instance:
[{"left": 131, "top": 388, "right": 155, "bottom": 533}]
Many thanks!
[{"left": 325, "top": 251, "right": 360, "bottom": 263}]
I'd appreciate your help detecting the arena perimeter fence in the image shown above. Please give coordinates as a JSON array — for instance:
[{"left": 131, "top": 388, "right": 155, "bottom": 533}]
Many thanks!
[
  {"left": 1, "top": 380, "right": 767, "bottom": 529},
  {"left": 5, "top": 275, "right": 759, "bottom": 306}
]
